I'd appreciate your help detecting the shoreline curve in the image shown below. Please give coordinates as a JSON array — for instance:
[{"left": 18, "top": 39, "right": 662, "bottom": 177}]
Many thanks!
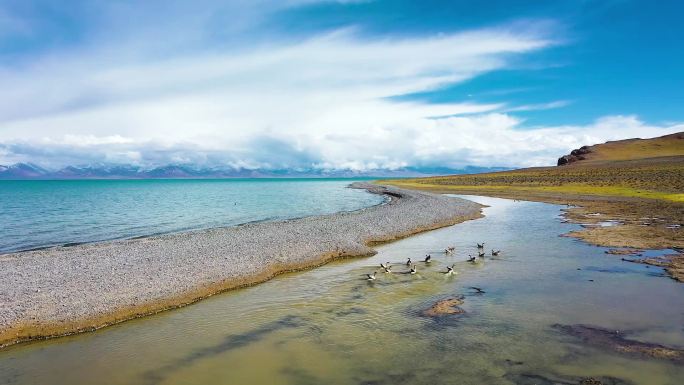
[{"left": 0, "top": 183, "right": 483, "bottom": 348}]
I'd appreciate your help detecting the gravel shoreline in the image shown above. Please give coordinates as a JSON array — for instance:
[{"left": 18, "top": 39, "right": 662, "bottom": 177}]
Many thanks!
[{"left": 0, "top": 183, "right": 482, "bottom": 348}]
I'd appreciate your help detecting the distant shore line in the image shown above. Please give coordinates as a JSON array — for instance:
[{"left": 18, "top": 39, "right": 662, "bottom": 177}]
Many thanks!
[{"left": 0, "top": 183, "right": 483, "bottom": 348}]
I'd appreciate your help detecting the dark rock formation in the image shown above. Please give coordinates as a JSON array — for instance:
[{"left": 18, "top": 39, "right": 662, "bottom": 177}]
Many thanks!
[{"left": 558, "top": 145, "right": 592, "bottom": 166}]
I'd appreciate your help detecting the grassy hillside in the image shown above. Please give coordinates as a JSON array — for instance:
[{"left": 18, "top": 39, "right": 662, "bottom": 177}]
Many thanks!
[
  {"left": 384, "top": 133, "right": 684, "bottom": 202},
  {"left": 576, "top": 132, "right": 684, "bottom": 162}
]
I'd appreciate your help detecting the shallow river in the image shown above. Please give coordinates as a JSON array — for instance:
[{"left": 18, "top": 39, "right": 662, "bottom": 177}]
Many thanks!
[{"left": 1, "top": 196, "right": 683, "bottom": 385}]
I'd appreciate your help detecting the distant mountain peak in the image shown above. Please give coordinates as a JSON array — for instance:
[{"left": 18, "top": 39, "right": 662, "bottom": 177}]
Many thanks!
[
  {"left": 1, "top": 162, "right": 50, "bottom": 178},
  {"left": 0, "top": 163, "right": 511, "bottom": 180}
]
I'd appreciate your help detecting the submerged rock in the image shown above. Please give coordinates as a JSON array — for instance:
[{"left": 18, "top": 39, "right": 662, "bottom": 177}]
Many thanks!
[
  {"left": 554, "top": 324, "right": 684, "bottom": 364},
  {"left": 422, "top": 296, "right": 465, "bottom": 317},
  {"left": 504, "top": 372, "right": 632, "bottom": 385},
  {"left": 604, "top": 249, "right": 644, "bottom": 256},
  {"left": 503, "top": 359, "right": 524, "bottom": 366},
  {"left": 581, "top": 378, "right": 607, "bottom": 385}
]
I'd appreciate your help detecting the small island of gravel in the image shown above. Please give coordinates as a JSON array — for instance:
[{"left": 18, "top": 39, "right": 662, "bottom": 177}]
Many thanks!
[{"left": 0, "top": 183, "right": 482, "bottom": 348}]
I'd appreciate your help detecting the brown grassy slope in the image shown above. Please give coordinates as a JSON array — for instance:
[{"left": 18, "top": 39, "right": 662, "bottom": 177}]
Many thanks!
[
  {"left": 382, "top": 132, "right": 684, "bottom": 280},
  {"left": 577, "top": 132, "right": 684, "bottom": 162},
  {"left": 391, "top": 156, "right": 684, "bottom": 201},
  {"left": 384, "top": 131, "right": 684, "bottom": 202}
]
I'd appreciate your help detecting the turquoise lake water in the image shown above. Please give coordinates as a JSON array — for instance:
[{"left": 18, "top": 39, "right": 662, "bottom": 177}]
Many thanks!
[{"left": 0, "top": 179, "right": 384, "bottom": 253}]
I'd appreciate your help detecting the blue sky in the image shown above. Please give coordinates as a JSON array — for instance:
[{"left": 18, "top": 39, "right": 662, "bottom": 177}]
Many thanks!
[{"left": 0, "top": 0, "right": 682, "bottom": 170}]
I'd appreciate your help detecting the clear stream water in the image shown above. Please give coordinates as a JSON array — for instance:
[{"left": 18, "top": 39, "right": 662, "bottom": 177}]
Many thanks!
[
  {"left": 1, "top": 195, "right": 682, "bottom": 385},
  {"left": 0, "top": 179, "right": 384, "bottom": 253}
]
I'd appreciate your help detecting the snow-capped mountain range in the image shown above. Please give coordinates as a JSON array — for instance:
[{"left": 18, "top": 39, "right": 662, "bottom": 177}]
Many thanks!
[{"left": 0, "top": 162, "right": 509, "bottom": 179}]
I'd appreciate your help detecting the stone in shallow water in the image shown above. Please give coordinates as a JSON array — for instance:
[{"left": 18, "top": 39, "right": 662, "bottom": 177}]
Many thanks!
[
  {"left": 553, "top": 324, "right": 684, "bottom": 364},
  {"left": 421, "top": 296, "right": 465, "bottom": 317},
  {"left": 505, "top": 372, "right": 632, "bottom": 385},
  {"left": 604, "top": 248, "right": 644, "bottom": 256}
]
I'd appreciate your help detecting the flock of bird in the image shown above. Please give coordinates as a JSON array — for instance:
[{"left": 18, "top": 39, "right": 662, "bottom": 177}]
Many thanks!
[{"left": 365, "top": 242, "right": 502, "bottom": 281}]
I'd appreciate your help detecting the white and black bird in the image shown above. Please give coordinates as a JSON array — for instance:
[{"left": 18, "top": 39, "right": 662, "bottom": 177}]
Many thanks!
[
  {"left": 444, "top": 264, "right": 456, "bottom": 275},
  {"left": 423, "top": 254, "right": 432, "bottom": 263},
  {"left": 409, "top": 265, "right": 417, "bottom": 274},
  {"left": 477, "top": 242, "right": 485, "bottom": 249},
  {"left": 366, "top": 272, "right": 377, "bottom": 281},
  {"left": 405, "top": 258, "right": 412, "bottom": 266},
  {"left": 478, "top": 251, "right": 486, "bottom": 257},
  {"left": 383, "top": 266, "right": 392, "bottom": 274},
  {"left": 380, "top": 262, "right": 390, "bottom": 269},
  {"left": 491, "top": 250, "right": 501, "bottom": 256},
  {"left": 467, "top": 255, "right": 477, "bottom": 263}
]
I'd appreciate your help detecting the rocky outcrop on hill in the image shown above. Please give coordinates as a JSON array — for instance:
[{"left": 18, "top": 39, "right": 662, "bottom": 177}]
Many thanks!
[{"left": 557, "top": 145, "right": 592, "bottom": 166}]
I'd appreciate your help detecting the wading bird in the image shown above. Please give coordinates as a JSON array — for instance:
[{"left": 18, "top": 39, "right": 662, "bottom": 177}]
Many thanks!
[
  {"left": 423, "top": 255, "right": 432, "bottom": 263},
  {"left": 467, "top": 255, "right": 477, "bottom": 263},
  {"left": 405, "top": 258, "right": 412, "bottom": 266},
  {"left": 383, "top": 266, "right": 392, "bottom": 274},
  {"left": 409, "top": 265, "right": 417, "bottom": 274},
  {"left": 477, "top": 242, "right": 485, "bottom": 249},
  {"left": 492, "top": 250, "right": 501, "bottom": 256},
  {"left": 444, "top": 264, "right": 456, "bottom": 275},
  {"left": 380, "top": 262, "right": 390, "bottom": 269},
  {"left": 478, "top": 251, "right": 485, "bottom": 257},
  {"left": 470, "top": 286, "right": 485, "bottom": 294},
  {"left": 366, "top": 272, "right": 377, "bottom": 281}
]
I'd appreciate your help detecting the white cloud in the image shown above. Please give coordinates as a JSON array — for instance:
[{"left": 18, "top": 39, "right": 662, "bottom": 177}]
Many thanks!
[
  {"left": 503, "top": 100, "right": 571, "bottom": 112},
  {"left": 3, "top": 111, "right": 681, "bottom": 170},
  {"left": 403, "top": 114, "right": 683, "bottom": 168},
  {"left": 0, "top": 6, "right": 678, "bottom": 171},
  {"left": 0, "top": 23, "right": 562, "bottom": 169}
]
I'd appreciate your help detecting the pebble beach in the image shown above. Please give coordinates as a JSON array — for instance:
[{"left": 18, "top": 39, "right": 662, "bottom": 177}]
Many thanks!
[{"left": 0, "top": 183, "right": 482, "bottom": 348}]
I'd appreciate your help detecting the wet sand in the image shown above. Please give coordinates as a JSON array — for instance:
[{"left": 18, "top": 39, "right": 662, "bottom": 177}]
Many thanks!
[{"left": 0, "top": 183, "right": 482, "bottom": 348}]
